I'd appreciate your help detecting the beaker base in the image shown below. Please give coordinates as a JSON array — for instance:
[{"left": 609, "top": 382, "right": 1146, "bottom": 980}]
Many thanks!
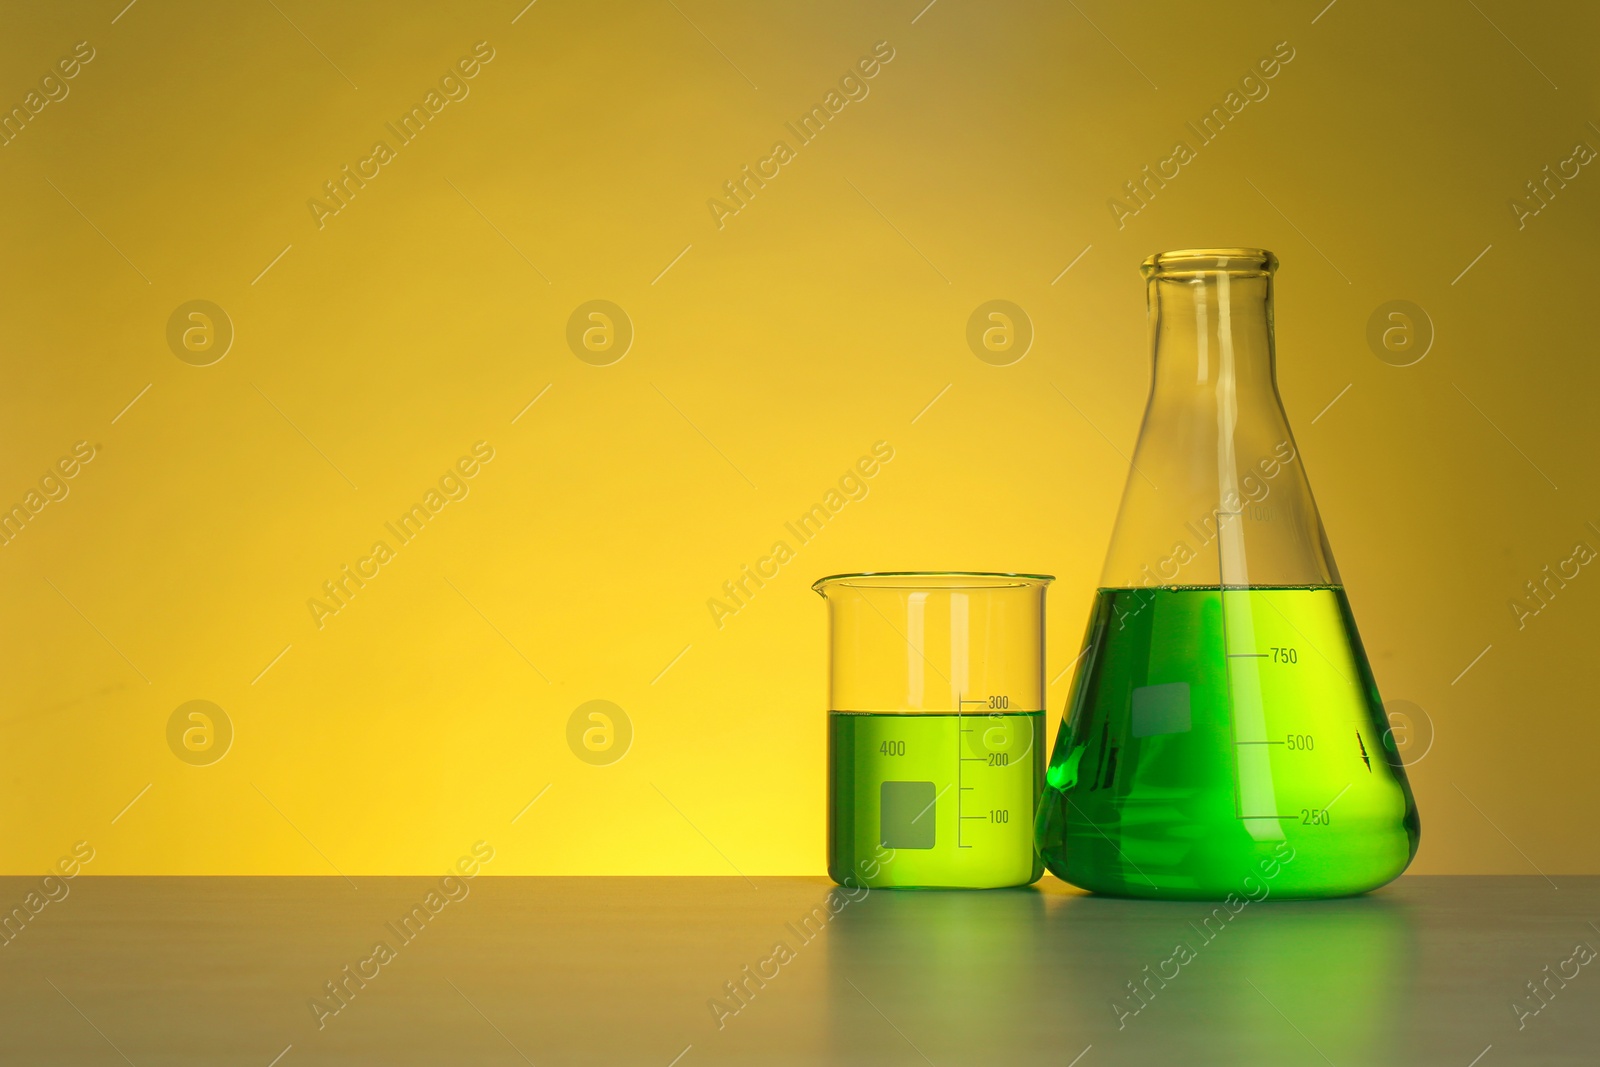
[{"left": 830, "top": 711, "right": 1043, "bottom": 891}]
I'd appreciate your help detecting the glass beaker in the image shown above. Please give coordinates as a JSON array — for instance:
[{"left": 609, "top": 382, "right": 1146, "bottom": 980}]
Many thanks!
[
  {"left": 815, "top": 572, "right": 1052, "bottom": 889},
  {"left": 1036, "top": 249, "right": 1420, "bottom": 900}
]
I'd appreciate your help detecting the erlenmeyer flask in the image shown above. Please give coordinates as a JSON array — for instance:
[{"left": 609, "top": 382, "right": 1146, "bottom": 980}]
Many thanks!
[{"left": 1037, "top": 248, "right": 1420, "bottom": 900}]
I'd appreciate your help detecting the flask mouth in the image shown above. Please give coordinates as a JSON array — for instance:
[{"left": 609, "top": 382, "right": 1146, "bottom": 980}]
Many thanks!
[{"left": 1141, "top": 248, "right": 1278, "bottom": 279}]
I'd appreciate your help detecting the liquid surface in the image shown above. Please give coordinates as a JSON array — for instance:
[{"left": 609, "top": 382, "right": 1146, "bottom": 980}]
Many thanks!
[
  {"left": 830, "top": 711, "right": 1043, "bottom": 889},
  {"left": 1037, "top": 587, "right": 1420, "bottom": 900}
]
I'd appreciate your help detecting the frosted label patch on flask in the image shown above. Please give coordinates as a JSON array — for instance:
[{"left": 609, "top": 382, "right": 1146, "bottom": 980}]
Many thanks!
[
  {"left": 880, "top": 781, "right": 936, "bottom": 849},
  {"left": 1131, "top": 682, "right": 1191, "bottom": 737}
]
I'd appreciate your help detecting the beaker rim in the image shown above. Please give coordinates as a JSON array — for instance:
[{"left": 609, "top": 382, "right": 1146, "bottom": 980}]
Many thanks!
[
  {"left": 1142, "top": 247, "right": 1278, "bottom": 278},
  {"left": 812, "top": 571, "right": 1054, "bottom": 595}
]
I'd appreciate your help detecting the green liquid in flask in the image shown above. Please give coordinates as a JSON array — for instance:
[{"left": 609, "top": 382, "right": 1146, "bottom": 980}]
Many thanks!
[
  {"left": 1037, "top": 587, "right": 1420, "bottom": 900},
  {"left": 830, "top": 711, "right": 1043, "bottom": 889}
]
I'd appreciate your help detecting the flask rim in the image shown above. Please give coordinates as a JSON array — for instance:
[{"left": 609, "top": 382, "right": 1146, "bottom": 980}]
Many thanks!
[
  {"left": 1142, "top": 247, "right": 1278, "bottom": 278},
  {"left": 812, "top": 571, "right": 1053, "bottom": 595}
]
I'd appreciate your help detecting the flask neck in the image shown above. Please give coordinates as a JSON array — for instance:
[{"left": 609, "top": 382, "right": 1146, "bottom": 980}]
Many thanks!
[
  {"left": 1097, "top": 254, "right": 1339, "bottom": 590},
  {"left": 1147, "top": 272, "right": 1276, "bottom": 399}
]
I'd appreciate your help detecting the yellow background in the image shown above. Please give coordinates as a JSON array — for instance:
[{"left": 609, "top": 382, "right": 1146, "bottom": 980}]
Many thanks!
[{"left": 2, "top": 0, "right": 1595, "bottom": 876}]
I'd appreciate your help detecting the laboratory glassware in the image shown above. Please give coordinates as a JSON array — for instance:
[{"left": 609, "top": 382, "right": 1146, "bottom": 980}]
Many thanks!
[
  {"left": 1036, "top": 249, "right": 1420, "bottom": 900},
  {"left": 816, "top": 572, "right": 1052, "bottom": 889}
]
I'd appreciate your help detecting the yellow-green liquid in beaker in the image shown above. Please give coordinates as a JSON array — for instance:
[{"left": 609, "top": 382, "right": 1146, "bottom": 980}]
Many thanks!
[
  {"left": 1037, "top": 586, "right": 1420, "bottom": 900},
  {"left": 830, "top": 711, "right": 1043, "bottom": 889}
]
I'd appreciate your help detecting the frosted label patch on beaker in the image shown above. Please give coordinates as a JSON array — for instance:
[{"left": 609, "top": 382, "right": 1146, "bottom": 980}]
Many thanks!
[
  {"left": 880, "top": 781, "right": 936, "bottom": 850},
  {"left": 1131, "top": 682, "right": 1191, "bottom": 738}
]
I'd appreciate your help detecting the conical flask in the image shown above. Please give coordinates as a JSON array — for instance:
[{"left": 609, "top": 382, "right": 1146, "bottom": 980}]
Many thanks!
[{"left": 1037, "top": 248, "right": 1420, "bottom": 900}]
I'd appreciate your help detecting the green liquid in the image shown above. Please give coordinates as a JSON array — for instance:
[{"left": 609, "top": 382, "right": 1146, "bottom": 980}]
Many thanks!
[
  {"left": 1037, "top": 587, "right": 1420, "bottom": 900},
  {"left": 830, "top": 711, "right": 1044, "bottom": 889}
]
